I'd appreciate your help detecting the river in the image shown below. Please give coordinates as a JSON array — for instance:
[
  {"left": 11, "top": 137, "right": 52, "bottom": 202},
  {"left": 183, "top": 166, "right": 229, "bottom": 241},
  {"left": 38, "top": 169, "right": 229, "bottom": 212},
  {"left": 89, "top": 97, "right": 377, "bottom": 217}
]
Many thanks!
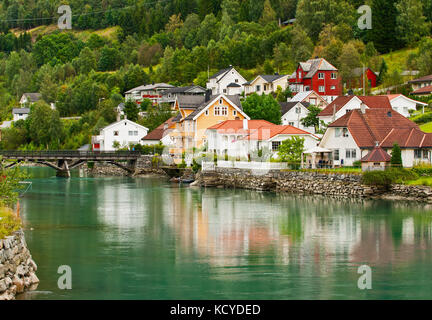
[{"left": 16, "top": 168, "right": 432, "bottom": 299}]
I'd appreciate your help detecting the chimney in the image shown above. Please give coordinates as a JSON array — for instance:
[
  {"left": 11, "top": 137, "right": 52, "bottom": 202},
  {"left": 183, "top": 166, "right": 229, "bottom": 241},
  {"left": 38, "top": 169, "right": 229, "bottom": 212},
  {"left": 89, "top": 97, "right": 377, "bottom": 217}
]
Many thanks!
[
  {"left": 333, "top": 104, "right": 337, "bottom": 119},
  {"left": 360, "top": 103, "right": 366, "bottom": 114},
  {"left": 205, "top": 89, "right": 212, "bottom": 102},
  {"left": 243, "top": 119, "right": 248, "bottom": 130},
  {"left": 375, "top": 141, "right": 379, "bottom": 147}
]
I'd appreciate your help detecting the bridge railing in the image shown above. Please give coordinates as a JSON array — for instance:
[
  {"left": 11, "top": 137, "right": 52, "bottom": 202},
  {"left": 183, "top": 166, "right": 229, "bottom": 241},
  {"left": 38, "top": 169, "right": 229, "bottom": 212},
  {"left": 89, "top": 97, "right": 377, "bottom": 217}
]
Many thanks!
[{"left": 0, "top": 150, "right": 142, "bottom": 159}]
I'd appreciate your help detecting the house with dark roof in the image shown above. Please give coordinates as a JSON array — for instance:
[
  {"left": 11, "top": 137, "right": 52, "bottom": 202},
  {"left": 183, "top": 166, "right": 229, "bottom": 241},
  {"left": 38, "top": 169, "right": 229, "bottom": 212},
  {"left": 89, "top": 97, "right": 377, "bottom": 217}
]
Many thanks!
[
  {"left": 167, "top": 93, "right": 250, "bottom": 160},
  {"left": 12, "top": 108, "right": 30, "bottom": 121},
  {"left": 318, "top": 95, "right": 393, "bottom": 125},
  {"left": 124, "top": 83, "right": 175, "bottom": 105},
  {"left": 279, "top": 101, "right": 316, "bottom": 133},
  {"left": 411, "top": 85, "right": 432, "bottom": 96},
  {"left": 288, "top": 58, "right": 342, "bottom": 103},
  {"left": 318, "top": 107, "right": 432, "bottom": 167},
  {"left": 346, "top": 67, "right": 379, "bottom": 89},
  {"left": 290, "top": 90, "right": 328, "bottom": 108},
  {"left": 19, "top": 93, "right": 42, "bottom": 106},
  {"left": 206, "top": 66, "right": 247, "bottom": 95},
  {"left": 244, "top": 74, "right": 289, "bottom": 96},
  {"left": 159, "top": 85, "right": 206, "bottom": 106},
  {"left": 408, "top": 74, "right": 432, "bottom": 92}
]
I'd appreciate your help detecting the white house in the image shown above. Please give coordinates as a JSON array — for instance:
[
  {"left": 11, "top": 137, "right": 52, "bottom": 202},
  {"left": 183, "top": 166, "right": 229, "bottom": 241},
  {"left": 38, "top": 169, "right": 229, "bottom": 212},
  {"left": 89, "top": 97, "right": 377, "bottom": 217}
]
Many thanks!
[
  {"left": 206, "top": 119, "right": 319, "bottom": 159},
  {"left": 206, "top": 66, "right": 247, "bottom": 95},
  {"left": 159, "top": 85, "right": 206, "bottom": 107},
  {"left": 317, "top": 107, "right": 432, "bottom": 168},
  {"left": 141, "top": 117, "right": 175, "bottom": 146},
  {"left": 280, "top": 101, "right": 316, "bottom": 133},
  {"left": 318, "top": 95, "right": 392, "bottom": 126},
  {"left": 289, "top": 90, "right": 328, "bottom": 109},
  {"left": 12, "top": 108, "right": 30, "bottom": 121},
  {"left": 382, "top": 94, "right": 428, "bottom": 118},
  {"left": 244, "top": 74, "right": 289, "bottom": 96},
  {"left": 92, "top": 119, "right": 149, "bottom": 151}
]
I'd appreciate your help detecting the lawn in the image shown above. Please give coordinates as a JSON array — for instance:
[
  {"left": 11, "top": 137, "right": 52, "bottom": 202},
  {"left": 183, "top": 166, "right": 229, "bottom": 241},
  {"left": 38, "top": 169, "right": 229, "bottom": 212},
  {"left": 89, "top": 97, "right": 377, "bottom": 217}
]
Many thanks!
[
  {"left": 406, "top": 176, "right": 432, "bottom": 187},
  {"left": 420, "top": 122, "right": 432, "bottom": 133},
  {"left": 0, "top": 207, "right": 21, "bottom": 239},
  {"left": 380, "top": 47, "right": 418, "bottom": 75}
]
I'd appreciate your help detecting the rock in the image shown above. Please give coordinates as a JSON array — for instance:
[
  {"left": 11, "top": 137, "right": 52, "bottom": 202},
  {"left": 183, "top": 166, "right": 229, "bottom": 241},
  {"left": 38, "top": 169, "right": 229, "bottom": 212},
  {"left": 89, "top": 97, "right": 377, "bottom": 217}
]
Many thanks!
[
  {"left": 12, "top": 275, "right": 24, "bottom": 293},
  {"left": 0, "top": 279, "right": 7, "bottom": 292}
]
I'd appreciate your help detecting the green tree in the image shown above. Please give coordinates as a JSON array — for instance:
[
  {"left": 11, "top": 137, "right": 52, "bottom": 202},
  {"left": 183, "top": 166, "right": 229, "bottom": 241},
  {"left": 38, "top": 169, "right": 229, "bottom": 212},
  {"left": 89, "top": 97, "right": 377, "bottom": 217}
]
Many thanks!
[
  {"left": 98, "top": 46, "right": 122, "bottom": 71},
  {"left": 76, "top": 47, "right": 97, "bottom": 74},
  {"left": 123, "top": 100, "right": 140, "bottom": 122},
  {"left": 140, "top": 103, "right": 173, "bottom": 131},
  {"left": 242, "top": 93, "right": 281, "bottom": 124},
  {"left": 416, "top": 38, "right": 432, "bottom": 76},
  {"left": 338, "top": 42, "right": 361, "bottom": 85},
  {"left": 278, "top": 136, "right": 305, "bottom": 163},
  {"left": 259, "top": 0, "right": 277, "bottom": 25},
  {"left": 300, "top": 106, "right": 322, "bottom": 132},
  {"left": 369, "top": 0, "right": 400, "bottom": 53},
  {"left": 391, "top": 143, "right": 402, "bottom": 167},
  {"left": 395, "top": 0, "right": 430, "bottom": 46}
]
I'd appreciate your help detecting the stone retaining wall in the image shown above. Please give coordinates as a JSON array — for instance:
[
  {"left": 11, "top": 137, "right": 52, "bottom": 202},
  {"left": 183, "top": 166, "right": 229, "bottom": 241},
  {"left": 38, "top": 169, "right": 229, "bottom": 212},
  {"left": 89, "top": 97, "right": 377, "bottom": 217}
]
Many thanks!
[
  {"left": 195, "top": 168, "right": 432, "bottom": 203},
  {"left": 0, "top": 230, "right": 39, "bottom": 300}
]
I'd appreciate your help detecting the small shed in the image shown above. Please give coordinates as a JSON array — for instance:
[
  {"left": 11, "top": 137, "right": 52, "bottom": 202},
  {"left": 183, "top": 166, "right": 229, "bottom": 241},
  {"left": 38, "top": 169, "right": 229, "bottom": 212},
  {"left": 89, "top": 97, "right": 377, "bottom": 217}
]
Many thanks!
[{"left": 361, "top": 146, "right": 391, "bottom": 171}]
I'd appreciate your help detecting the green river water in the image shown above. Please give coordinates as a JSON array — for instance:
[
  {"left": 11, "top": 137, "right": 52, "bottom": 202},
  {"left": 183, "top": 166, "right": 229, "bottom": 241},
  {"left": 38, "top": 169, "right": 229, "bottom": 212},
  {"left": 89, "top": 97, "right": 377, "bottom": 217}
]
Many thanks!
[{"left": 15, "top": 168, "right": 432, "bottom": 299}]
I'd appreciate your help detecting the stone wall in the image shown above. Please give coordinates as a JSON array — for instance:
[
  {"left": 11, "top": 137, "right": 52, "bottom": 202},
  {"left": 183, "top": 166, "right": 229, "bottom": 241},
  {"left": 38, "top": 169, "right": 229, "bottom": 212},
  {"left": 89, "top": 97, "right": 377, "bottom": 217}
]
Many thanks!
[
  {"left": 0, "top": 230, "right": 39, "bottom": 300},
  {"left": 85, "top": 155, "right": 167, "bottom": 177},
  {"left": 195, "top": 168, "right": 432, "bottom": 203}
]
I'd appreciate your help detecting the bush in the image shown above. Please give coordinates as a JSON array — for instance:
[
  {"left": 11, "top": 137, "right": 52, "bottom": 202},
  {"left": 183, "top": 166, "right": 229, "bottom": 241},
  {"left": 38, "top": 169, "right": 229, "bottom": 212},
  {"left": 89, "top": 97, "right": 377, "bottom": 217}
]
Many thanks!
[
  {"left": 132, "top": 143, "right": 165, "bottom": 155},
  {"left": 353, "top": 160, "right": 361, "bottom": 168},
  {"left": 411, "top": 163, "right": 432, "bottom": 176},
  {"left": 362, "top": 168, "right": 418, "bottom": 188},
  {"left": 87, "top": 161, "right": 95, "bottom": 169},
  {"left": 0, "top": 207, "right": 21, "bottom": 239},
  {"left": 411, "top": 112, "right": 432, "bottom": 125},
  {"left": 192, "top": 159, "right": 201, "bottom": 173}
]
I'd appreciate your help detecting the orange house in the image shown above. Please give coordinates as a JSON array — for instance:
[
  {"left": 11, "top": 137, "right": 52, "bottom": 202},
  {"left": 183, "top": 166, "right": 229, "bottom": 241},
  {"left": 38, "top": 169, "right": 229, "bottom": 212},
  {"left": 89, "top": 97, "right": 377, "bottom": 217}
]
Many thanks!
[{"left": 169, "top": 94, "right": 250, "bottom": 159}]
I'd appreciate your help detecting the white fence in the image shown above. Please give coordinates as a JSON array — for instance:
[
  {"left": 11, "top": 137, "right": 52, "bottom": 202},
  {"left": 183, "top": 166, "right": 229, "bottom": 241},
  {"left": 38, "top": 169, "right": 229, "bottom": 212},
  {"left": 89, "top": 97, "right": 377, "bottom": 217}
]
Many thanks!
[{"left": 201, "top": 161, "right": 288, "bottom": 171}]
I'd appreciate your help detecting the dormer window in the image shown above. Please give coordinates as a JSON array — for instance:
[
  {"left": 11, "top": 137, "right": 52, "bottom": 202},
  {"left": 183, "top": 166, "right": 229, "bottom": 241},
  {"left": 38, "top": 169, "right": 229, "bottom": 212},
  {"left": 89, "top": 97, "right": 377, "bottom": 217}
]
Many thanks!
[{"left": 219, "top": 99, "right": 223, "bottom": 104}]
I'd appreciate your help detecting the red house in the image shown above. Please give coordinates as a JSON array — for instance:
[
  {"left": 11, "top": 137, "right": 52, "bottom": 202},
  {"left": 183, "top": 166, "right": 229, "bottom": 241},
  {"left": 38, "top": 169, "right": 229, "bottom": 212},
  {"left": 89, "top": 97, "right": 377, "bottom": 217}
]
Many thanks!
[
  {"left": 288, "top": 58, "right": 342, "bottom": 103},
  {"left": 347, "top": 67, "right": 378, "bottom": 89}
]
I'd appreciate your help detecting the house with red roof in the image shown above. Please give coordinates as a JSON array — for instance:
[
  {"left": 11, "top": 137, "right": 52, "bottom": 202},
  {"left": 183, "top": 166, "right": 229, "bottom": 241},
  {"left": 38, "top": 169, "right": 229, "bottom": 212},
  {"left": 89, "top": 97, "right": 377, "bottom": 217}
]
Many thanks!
[
  {"left": 360, "top": 146, "right": 391, "bottom": 171},
  {"left": 318, "top": 95, "right": 393, "bottom": 125},
  {"left": 141, "top": 117, "right": 176, "bottom": 146},
  {"left": 288, "top": 58, "right": 342, "bottom": 103},
  {"left": 408, "top": 74, "right": 432, "bottom": 92},
  {"left": 206, "top": 119, "right": 319, "bottom": 159},
  {"left": 318, "top": 107, "right": 432, "bottom": 167}
]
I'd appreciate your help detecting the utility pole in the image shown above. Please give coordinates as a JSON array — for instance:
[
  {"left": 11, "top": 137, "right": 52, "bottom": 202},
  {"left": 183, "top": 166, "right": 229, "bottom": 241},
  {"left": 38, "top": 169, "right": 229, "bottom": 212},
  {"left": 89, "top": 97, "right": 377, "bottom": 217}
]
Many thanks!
[{"left": 363, "top": 63, "right": 366, "bottom": 96}]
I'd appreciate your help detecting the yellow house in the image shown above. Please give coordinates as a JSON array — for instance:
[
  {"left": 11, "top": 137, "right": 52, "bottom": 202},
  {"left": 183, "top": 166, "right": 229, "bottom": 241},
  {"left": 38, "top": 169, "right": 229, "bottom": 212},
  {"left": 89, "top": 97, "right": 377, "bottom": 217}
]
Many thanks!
[{"left": 169, "top": 94, "right": 250, "bottom": 159}]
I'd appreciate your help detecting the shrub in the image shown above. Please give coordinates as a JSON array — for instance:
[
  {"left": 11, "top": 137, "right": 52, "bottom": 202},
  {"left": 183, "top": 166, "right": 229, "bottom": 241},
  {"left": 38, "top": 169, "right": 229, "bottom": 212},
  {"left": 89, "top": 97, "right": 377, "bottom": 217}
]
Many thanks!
[
  {"left": 87, "top": 161, "right": 95, "bottom": 169},
  {"left": 192, "top": 159, "right": 201, "bottom": 173},
  {"left": 132, "top": 143, "right": 165, "bottom": 155},
  {"left": 0, "top": 207, "right": 21, "bottom": 239},
  {"left": 411, "top": 163, "right": 432, "bottom": 176},
  {"left": 353, "top": 160, "right": 361, "bottom": 168},
  {"left": 362, "top": 168, "right": 418, "bottom": 187}
]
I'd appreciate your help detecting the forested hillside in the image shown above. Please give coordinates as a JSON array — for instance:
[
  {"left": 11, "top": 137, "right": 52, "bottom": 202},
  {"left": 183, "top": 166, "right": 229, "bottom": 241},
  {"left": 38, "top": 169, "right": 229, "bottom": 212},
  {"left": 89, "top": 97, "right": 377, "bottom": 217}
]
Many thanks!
[{"left": 0, "top": 0, "right": 431, "bottom": 150}]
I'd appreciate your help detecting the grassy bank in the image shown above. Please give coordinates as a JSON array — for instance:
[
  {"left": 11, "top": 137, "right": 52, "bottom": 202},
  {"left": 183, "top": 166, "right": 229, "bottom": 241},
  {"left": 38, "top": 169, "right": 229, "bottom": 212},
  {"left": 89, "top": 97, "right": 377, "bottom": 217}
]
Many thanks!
[{"left": 0, "top": 207, "right": 21, "bottom": 239}]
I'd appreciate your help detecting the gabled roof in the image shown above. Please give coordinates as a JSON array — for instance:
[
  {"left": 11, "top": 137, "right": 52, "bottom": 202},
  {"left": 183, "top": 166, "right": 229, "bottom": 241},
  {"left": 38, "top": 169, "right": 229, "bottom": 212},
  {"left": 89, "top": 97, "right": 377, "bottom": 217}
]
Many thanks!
[
  {"left": 176, "top": 95, "right": 206, "bottom": 109},
  {"left": 408, "top": 74, "right": 432, "bottom": 83},
  {"left": 244, "top": 125, "right": 316, "bottom": 141},
  {"left": 184, "top": 95, "right": 245, "bottom": 121},
  {"left": 100, "top": 119, "right": 149, "bottom": 133},
  {"left": 361, "top": 146, "right": 391, "bottom": 162},
  {"left": 411, "top": 85, "right": 432, "bottom": 95},
  {"left": 352, "top": 67, "right": 378, "bottom": 77},
  {"left": 381, "top": 94, "right": 428, "bottom": 106},
  {"left": 12, "top": 108, "right": 30, "bottom": 114},
  {"left": 227, "top": 83, "right": 241, "bottom": 88},
  {"left": 380, "top": 128, "right": 432, "bottom": 148},
  {"left": 142, "top": 117, "right": 175, "bottom": 141},
  {"left": 22, "top": 93, "right": 42, "bottom": 102},
  {"left": 290, "top": 90, "right": 323, "bottom": 103},
  {"left": 279, "top": 101, "right": 309, "bottom": 115},
  {"left": 207, "top": 120, "right": 274, "bottom": 132},
  {"left": 328, "top": 109, "right": 418, "bottom": 148},
  {"left": 319, "top": 96, "right": 392, "bottom": 116},
  {"left": 209, "top": 66, "right": 234, "bottom": 80},
  {"left": 299, "top": 58, "right": 337, "bottom": 79}
]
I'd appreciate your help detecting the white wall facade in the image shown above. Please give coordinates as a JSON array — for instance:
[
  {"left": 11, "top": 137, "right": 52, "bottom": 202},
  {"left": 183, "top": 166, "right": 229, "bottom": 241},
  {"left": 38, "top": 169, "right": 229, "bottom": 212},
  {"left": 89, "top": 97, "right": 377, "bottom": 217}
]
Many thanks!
[
  {"left": 281, "top": 103, "right": 315, "bottom": 132},
  {"left": 319, "top": 127, "right": 361, "bottom": 166},
  {"left": 93, "top": 120, "right": 149, "bottom": 151},
  {"left": 319, "top": 97, "right": 365, "bottom": 125},
  {"left": 206, "top": 68, "right": 246, "bottom": 95},
  {"left": 244, "top": 76, "right": 289, "bottom": 96},
  {"left": 389, "top": 96, "right": 425, "bottom": 118},
  {"left": 13, "top": 113, "right": 29, "bottom": 121}
]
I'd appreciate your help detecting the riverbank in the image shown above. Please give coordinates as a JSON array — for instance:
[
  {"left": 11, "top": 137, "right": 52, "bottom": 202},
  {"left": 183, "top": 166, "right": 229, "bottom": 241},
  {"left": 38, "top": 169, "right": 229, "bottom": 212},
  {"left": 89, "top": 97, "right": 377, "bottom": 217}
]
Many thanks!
[
  {"left": 193, "top": 168, "right": 432, "bottom": 203},
  {"left": 0, "top": 230, "right": 39, "bottom": 300}
]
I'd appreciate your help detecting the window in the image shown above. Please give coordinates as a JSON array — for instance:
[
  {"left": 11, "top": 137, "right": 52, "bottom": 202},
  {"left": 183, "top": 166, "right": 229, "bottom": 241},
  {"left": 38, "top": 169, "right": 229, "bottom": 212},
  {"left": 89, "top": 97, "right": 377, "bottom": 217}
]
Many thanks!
[
  {"left": 346, "top": 109, "right": 351, "bottom": 114},
  {"left": 221, "top": 106, "right": 228, "bottom": 116},
  {"left": 305, "top": 86, "right": 310, "bottom": 91},
  {"left": 319, "top": 86, "right": 325, "bottom": 92},
  {"left": 423, "top": 150, "right": 429, "bottom": 159},
  {"left": 235, "top": 79, "right": 238, "bottom": 83},
  {"left": 134, "top": 131, "right": 138, "bottom": 136},
  {"left": 310, "top": 98, "right": 317, "bottom": 105},
  {"left": 299, "top": 71, "right": 302, "bottom": 78},
  {"left": 330, "top": 85, "right": 336, "bottom": 90},
  {"left": 346, "top": 149, "right": 357, "bottom": 158},
  {"left": 205, "top": 110, "right": 209, "bottom": 116},
  {"left": 272, "top": 141, "right": 281, "bottom": 151},
  {"left": 342, "top": 128, "right": 349, "bottom": 137},
  {"left": 318, "top": 73, "right": 324, "bottom": 79},
  {"left": 129, "top": 131, "right": 133, "bottom": 136},
  {"left": 295, "top": 107, "right": 301, "bottom": 114},
  {"left": 214, "top": 106, "right": 220, "bottom": 116},
  {"left": 414, "top": 149, "right": 422, "bottom": 159},
  {"left": 333, "top": 149, "right": 340, "bottom": 161},
  {"left": 288, "top": 122, "right": 295, "bottom": 126},
  {"left": 219, "top": 99, "right": 223, "bottom": 104},
  {"left": 331, "top": 73, "right": 337, "bottom": 79},
  {"left": 264, "top": 84, "right": 268, "bottom": 91},
  {"left": 114, "top": 131, "right": 119, "bottom": 136},
  {"left": 335, "top": 128, "right": 341, "bottom": 137},
  {"left": 256, "top": 85, "right": 261, "bottom": 92},
  {"left": 233, "top": 110, "right": 237, "bottom": 116},
  {"left": 223, "top": 89, "right": 226, "bottom": 93}
]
